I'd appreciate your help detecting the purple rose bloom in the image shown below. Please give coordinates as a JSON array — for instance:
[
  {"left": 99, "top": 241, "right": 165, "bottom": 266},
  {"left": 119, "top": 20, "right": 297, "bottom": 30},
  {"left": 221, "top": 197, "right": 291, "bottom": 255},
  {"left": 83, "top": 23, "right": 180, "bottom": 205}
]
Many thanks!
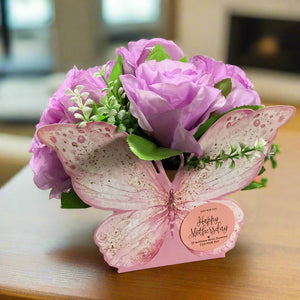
[
  {"left": 120, "top": 60, "right": 225, "bottom": 156},
  {"left": 190, "top": 56, "right": 261, "bottom": 113},
  {"left": 30, "top": 64, "right": 114, "bottom": 199},
  {"left": 30, "top": 96, "right": 71, "bottom": 199},
  {"left": 116, "top": 38, "right": 185, "bottom": 74}
]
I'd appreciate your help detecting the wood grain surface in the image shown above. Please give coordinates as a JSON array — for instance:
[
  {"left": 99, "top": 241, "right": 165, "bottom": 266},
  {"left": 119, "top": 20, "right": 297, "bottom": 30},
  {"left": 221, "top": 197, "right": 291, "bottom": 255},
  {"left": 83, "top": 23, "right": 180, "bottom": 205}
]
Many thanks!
[{"left": 0, "top": 127, "right": 299, "bottom": 299}]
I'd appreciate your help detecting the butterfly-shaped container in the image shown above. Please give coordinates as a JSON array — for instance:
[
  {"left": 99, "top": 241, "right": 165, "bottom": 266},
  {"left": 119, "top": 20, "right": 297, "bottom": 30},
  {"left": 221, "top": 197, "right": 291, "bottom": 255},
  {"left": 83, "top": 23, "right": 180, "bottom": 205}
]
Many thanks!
[{"left": 37, "top": 106, "right": 294, "bottom": 272}]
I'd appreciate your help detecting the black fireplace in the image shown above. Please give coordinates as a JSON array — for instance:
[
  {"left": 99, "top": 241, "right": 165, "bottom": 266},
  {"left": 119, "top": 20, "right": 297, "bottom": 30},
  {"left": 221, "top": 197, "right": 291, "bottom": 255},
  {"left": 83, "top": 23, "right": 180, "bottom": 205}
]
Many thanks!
[{"left": 227, "top": 15, "right": 300, "bottom": 74}]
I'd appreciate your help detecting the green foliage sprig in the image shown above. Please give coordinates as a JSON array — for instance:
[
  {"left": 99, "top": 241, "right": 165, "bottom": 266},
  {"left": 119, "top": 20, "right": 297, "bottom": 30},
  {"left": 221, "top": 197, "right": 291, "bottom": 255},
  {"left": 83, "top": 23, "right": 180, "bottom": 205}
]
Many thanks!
[
  {"left": 186, "top": 138, "right": 267, "bottom": 171},
  {"left": 265, "top": 144, "right": 280, "bottom": 168}
]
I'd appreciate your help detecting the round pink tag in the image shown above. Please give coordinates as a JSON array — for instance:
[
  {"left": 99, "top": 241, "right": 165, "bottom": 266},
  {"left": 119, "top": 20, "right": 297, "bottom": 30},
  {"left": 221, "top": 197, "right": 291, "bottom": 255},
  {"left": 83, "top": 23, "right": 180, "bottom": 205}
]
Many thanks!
[{"left": 180, "top": 202, "right": 235, "bottom": 252}]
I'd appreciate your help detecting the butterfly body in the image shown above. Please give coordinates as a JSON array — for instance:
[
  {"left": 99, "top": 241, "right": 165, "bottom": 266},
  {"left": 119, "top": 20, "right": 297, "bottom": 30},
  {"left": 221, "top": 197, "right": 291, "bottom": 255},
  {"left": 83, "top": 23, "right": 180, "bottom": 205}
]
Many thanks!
[{"left": 167, "top": 189, "right": 176, "bottom": 228}]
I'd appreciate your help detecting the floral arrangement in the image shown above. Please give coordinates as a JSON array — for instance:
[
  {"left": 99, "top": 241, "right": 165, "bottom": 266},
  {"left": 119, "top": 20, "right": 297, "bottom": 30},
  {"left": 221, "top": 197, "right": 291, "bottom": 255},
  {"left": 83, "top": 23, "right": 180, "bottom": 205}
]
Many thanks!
[{"left": 30, "top": 38, "right": 294, "bottom": 272}]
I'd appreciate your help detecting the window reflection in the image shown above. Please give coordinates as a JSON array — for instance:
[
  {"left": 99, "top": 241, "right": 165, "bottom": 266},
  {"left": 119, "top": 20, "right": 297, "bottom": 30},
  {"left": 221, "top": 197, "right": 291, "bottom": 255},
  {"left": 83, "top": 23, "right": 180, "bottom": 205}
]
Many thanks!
[{"left": 102, "top": 0, "right": 160, "bottom": 25}]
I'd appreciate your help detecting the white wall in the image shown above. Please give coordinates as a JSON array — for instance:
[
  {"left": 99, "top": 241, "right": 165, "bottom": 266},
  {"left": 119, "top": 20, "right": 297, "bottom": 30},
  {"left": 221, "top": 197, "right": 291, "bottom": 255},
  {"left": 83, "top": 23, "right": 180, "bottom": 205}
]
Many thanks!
[
  {"left": 53, "top": 0, "right": 106, "bottom": 71},
  {"left": 176, "top": 1, "right": 300, "bottom": 104}
]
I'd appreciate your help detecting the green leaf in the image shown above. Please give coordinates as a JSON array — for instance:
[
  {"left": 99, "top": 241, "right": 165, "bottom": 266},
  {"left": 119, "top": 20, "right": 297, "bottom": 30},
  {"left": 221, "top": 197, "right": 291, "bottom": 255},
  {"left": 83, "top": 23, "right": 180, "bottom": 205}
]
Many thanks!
[
  {"left": 194, "top": 114, "right": 221, "bottom": 140},
  {"left": 118, "top": 123, "right": 126, "bottom": 132},
  {"left": 264, "top": 144, "right": 280, "bottom": 168},
  {"left": 199, "top": 160, "right": 205, "bottom": 169},
  {"left": 127, "top": 134, "right": 182, "bottom": 161},
  {"left": 232, "top": 105, "right": 264, "bottom": 111},
  {"left": 261, "top": 177, "right": 268, "bottom": 186},
  {"left": 242, "top": 178, "right": 268, "bottom": 190},
  {"left": 179, "top": 56, "right": 188, "bottom": 62},
  {"left": 270, "top": 156, "right": 277, "bottom": 168},
  {"left": 108, "top": 54, "right": 123, "bottom": 82},
  {"left": 230, "top": 144, "right": 238, "bottom": 154},
  {"left": 239, "top": 143, "right": 246, "bottom": 150},
  {"left": 258, "top": 166, "right": 266, "bottom": 176},
  {"left": 91, "top": 102, "right": 99, "bottom": 115},
  {"left": 108, "top": 55, "right": 123, "bottom": 101},
  {"left": 146, "top": 44, "right": 171, "bottom": 62},
  {"left": 194, "top": 105, "right": 265, "bottom": 140},
  {"left": 273, "top": 144, "right": 280, "bottom": 154},
  {"left": 214, "top": 78, "right": 232, "bottom": 98},
  {"left": 61, "top": 188, "right": 90, "bottom": 209}
]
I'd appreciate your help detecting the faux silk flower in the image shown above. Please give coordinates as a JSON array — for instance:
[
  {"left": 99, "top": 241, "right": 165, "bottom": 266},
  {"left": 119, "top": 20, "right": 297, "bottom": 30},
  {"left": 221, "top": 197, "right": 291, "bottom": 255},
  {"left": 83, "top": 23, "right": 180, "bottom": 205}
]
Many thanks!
[{"left": 120, "top": 59, "right": 225, "bottom": 155}]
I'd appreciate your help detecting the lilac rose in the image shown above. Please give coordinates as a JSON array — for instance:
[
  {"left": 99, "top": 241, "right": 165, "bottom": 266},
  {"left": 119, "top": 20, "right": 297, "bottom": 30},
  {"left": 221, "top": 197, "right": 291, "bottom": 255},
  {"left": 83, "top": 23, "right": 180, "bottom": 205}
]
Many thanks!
[
  {"left": 116, "top": 38, "right": 184, "bottom": 74},
  {"left": 120, "top": 59, "right": 226, "bottom": 156},
  {"left": 190, "top": 56, "right": 261, "bottom": 113},
  {"left": 30, "top": 64, "right": 114, "bottom": 199}
]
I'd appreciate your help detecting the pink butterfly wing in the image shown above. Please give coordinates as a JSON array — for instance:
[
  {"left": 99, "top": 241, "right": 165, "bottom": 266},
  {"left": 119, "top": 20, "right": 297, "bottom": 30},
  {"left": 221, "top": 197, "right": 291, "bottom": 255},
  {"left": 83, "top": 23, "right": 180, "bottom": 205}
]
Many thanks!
[
  {"left": 170, "top": 106, "right": 294, "bottom": 256},
  {"left": 38, "top": 122, "right": 173, "bottom": 268},
  {"left": 37, "top": 122, "right": 169, "bottom": 211},
  {"left": 173, "top": 106, "right": 295, "bottom": 207},
  {"left": 94, "top": 206, "right": 170, "bottom": 268}
]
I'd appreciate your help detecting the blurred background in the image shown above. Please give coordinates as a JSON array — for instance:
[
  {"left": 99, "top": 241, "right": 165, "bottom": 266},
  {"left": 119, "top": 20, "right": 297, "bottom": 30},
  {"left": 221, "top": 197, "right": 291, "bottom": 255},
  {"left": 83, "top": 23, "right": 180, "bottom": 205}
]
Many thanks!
[{"left": 0, "top": 0, "right": 299, "bottom": 186}]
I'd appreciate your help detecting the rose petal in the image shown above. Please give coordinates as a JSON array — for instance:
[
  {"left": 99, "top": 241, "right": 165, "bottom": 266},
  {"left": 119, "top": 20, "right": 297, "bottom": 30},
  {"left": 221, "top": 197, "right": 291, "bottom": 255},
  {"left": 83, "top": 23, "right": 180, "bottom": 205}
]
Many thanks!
[
  {"left": 30, "top": 143, "right": 71, "bottom": 198},
  {"left": 216, "top": 88, "right": 261, "bottom": 114},
  {"left": 181, "top": 86, "right": 225, "bottom": 130},
  {"left": 171, "top": 125, "right": 203, "bottom": 156},
  {"left": 146, "top": 110, "right": 202, "bottom": 155},
  {"left": 117, "top": 38, "right": 185, "bottom": 75},
  {"left": 149, "top": 82, "right": 198, "bottom": 109},
  {"left": 121, "top": 74, "right": 173, "bottom": 115},
  {"left": 129, "top": 100, "right": 153, "bottom": 133}
]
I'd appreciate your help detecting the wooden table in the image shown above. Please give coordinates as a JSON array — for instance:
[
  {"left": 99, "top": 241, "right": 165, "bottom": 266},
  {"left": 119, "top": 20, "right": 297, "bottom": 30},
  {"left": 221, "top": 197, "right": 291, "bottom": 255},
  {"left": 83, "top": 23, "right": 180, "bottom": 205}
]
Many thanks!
[{"left": 0, "top": 130, "right": 299, "bottom": 299}]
